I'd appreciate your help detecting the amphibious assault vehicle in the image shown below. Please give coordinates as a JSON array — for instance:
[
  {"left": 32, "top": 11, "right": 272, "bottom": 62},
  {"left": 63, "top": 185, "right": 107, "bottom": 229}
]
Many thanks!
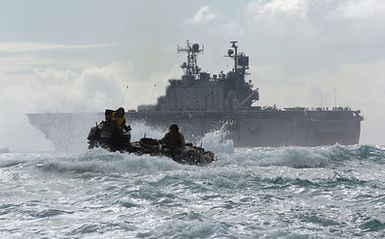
[{"left": 86, "top": 113, "right": 215, "bottom": 166}]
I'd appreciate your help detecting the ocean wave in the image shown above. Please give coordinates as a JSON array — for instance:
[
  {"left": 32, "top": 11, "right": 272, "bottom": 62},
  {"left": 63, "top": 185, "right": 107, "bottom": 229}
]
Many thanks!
[
  {"left": 2, "top": 145, "right": 385, "bottom": 238},
  {"left": 138, "top": 219, "right": 235, "bottom": 239},
  {"left": 37, "top": 150, "right": 186, "bottom": 175},
  {"left": 0, "top": 204, "right": 19, "bottom": 216},
  {"left": 29, "top": 144, "right": 385, "bottom": 193},
  {"left": 360, "top": 218, "right": 385, "bottom": 232},
  {"left": 216, "top": 144, "right": 385, "bottom": 169},
  {"left": 29, "top": 208, "right": 74, "bottom": 218}
]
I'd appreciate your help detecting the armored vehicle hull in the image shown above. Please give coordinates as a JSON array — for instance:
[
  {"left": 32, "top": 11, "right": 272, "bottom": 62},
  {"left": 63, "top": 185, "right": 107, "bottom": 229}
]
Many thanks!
[{"left": 86, "top": 120, "right": 215, "bottom": 165}]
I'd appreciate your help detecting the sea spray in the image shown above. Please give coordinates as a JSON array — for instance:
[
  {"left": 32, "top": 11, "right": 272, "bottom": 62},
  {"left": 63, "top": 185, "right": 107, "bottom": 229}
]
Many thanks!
[
  {"left": 130, "top": 121, "right": 165, "bottom": 142},
  {"left": 199, "top": 122, "right": 234, "bottom": 154}
]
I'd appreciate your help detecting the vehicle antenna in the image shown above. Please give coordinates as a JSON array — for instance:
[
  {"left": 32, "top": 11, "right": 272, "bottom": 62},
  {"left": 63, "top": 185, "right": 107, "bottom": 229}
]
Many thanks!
[
  {"left": 200, "top": 118, "right": 204, "bottom": 148},
  {"left": 150, "top": 83, "right": 157, "bottom": 103},
  {"left": 119, "top": 85, "right": 129, "bottom": 107},
  {"left": 334, "top": 87, "right": 337, "bottom": 108}
]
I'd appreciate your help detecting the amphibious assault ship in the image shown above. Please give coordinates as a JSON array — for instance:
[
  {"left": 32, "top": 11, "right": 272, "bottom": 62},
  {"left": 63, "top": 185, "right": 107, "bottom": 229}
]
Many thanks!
[{"left": 28, "top": 41, "right": 363, "bottom": 149}]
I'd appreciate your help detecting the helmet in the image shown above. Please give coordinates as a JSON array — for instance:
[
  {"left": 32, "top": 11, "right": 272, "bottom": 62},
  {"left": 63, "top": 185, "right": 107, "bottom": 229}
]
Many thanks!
[
  {"left": 169, "top": 124, "right": 179, "bottom": 131},
  {"left": 116, "top": 107, "right": 125, "bottom": 116}
]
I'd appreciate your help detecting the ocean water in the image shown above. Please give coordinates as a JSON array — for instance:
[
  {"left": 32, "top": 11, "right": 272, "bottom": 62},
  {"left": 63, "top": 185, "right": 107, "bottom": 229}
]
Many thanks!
[{"left": 1, "top": 134, "right": 385, "bottom": 238}]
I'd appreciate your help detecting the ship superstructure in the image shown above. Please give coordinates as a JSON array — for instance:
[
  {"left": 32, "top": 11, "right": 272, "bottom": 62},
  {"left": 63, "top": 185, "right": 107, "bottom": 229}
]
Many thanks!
[
  {"left": 28, "top": 41, "right": 363, "bottom": 150},
  {"left": 139, "top": 40, "right": 259, "bottom": 112}
]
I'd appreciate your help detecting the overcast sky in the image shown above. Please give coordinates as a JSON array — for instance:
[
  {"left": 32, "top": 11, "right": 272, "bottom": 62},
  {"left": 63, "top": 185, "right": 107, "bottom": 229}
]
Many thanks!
[{"left": 1, "top": 0, "right": 385, "bottom": 150}]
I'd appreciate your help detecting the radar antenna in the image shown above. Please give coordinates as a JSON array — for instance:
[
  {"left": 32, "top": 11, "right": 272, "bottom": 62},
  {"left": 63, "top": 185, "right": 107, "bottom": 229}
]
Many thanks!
[
  {"left": 226, "top": 40, "right": 249, "bottom": 78},
  {"left": 177, "top": 40, "right": 204, "bottom": 76}
]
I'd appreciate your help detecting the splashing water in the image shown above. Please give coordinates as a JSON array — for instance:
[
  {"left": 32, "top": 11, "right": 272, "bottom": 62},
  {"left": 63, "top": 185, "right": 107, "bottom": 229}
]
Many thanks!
[
  {"left": 199, "top": 123, "right": 234, "bottom": 154},
  {"left": 130, "top": 121, "right": 165, "bottom": 142}
]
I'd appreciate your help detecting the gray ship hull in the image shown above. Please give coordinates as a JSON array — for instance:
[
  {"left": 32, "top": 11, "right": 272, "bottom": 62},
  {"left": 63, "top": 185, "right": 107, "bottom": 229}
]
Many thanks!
[
  {"left": 136, "top": 110, "right": 361, "bottom": 147},
  {"left": 28, "top": 109, "right": 361, "bottom": 150}
]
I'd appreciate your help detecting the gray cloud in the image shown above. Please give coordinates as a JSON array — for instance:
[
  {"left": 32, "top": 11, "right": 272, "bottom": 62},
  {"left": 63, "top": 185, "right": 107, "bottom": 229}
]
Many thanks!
[
  {"left": 185, "top": 6, "right": 217, "bottom": 25},
  {"left": 0, "top": 42, "right": 110, "bottom": 53},
  {"left": 242, "top": 0, "right": 385, "bottom": 144}
]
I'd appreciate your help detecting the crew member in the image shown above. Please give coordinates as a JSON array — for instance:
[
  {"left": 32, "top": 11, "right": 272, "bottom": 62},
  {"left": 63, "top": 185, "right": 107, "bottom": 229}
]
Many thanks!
[
  {"left": 161, "top": 124, "right": 185, "bottom": 155},
  {"left": 111, "top": 107, "right": 131, "bottom": 131}
]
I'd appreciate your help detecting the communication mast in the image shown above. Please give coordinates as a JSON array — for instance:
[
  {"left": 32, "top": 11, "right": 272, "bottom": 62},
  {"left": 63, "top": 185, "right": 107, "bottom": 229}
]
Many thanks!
[
  {"left": 226, "top": 40, "right": 249, "bottom": 78},
  {"left": 177, "top": 40, "right": 204, "bottom": 76}
]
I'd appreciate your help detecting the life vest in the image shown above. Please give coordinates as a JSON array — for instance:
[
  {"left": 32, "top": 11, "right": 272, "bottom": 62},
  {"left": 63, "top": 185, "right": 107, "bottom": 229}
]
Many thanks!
[{"left": 111, "top": 112, "right": 125, "bottom": 128}]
